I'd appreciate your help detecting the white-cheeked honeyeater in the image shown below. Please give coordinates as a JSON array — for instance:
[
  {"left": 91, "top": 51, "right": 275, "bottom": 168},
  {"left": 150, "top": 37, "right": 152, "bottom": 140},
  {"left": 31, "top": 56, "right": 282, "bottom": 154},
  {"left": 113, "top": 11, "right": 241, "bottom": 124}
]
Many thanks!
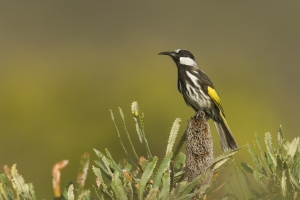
[{"left": 159, "top": 49, "right": 238, "bottom": 152}]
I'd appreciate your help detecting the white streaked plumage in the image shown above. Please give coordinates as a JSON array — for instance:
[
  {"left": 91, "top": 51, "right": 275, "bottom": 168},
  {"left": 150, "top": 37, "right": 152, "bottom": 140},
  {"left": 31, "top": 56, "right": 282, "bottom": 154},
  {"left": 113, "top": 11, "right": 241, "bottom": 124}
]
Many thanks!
[
  {"left": 186, "top": 71, "right": 200, "bottom": 87},
  {"left": 185, "top": 82, "right": 211, "bottom": 110},
  {"left": 179, "top": 57, "right": 198, "bottom": 67}
]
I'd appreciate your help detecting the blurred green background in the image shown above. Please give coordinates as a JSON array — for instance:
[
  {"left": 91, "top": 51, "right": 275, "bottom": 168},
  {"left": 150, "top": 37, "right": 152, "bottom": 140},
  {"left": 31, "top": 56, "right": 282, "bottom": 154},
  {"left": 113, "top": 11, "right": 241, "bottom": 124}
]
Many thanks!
[{"left": 1, "top": 1, "right": 300, "bottom": 198}]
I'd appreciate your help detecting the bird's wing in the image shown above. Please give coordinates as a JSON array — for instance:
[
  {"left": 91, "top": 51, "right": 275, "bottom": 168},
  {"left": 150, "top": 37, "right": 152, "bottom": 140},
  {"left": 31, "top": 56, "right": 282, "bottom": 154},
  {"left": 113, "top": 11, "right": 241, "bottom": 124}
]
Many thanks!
[
  {"left": 195, "top": 69, "right": 226, "bottom": 116},
  {"left": 207, "top": 86, "right": 225, "bottom": 116}
]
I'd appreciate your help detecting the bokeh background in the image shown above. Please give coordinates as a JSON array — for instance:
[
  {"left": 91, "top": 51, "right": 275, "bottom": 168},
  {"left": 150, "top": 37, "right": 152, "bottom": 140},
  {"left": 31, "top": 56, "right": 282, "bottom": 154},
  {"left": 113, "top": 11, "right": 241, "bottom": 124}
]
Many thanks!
[{"left": 1, "top": 1, "right": 300, "bottom": 198}]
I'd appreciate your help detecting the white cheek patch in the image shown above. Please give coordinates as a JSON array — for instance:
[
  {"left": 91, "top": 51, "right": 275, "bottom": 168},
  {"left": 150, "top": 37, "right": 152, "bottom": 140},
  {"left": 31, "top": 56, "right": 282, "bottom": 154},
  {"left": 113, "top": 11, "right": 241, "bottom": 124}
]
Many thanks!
[
  {"left": 175, "top": 49, "right": 181, "bottom": 53},
  {"left": 180, "top": 57, "right": 197, "bottom": 67}
]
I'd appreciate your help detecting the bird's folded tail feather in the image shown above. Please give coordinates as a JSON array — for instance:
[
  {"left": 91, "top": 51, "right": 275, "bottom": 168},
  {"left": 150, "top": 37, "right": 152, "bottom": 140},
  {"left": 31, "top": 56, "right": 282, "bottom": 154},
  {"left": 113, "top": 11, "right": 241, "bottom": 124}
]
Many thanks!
[{"left": 214, "top": 112, "right": 238, "bottom": 152}]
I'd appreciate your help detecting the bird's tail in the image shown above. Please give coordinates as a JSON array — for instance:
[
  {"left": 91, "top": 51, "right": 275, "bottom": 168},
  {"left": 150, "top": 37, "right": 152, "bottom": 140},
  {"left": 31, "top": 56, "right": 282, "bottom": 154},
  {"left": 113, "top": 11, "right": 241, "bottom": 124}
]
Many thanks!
[{"left": 214, "top": 113, "right": 238, "bottom": 152}]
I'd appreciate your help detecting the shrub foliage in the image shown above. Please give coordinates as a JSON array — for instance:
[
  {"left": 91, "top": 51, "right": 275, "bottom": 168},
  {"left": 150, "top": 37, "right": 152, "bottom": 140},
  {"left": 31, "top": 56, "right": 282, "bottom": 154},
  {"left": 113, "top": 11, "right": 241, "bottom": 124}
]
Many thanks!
[{"left": 1, "top": 102, "right": 299, "bottom": 200}]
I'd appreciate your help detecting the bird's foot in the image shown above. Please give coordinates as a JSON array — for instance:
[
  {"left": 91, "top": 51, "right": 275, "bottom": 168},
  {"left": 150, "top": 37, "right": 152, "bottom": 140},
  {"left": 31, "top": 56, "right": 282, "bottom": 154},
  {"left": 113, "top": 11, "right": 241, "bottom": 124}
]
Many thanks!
[{"left": 195, "top": 110, "right": 206, "bottom": 119}]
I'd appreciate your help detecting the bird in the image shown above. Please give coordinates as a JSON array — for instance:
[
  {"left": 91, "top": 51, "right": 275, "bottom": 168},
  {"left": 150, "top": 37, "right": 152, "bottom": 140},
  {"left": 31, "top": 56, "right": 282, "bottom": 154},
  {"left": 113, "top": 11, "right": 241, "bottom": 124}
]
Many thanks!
[{"left": 158, "top": 49, "right": 238, "bottom": 152}]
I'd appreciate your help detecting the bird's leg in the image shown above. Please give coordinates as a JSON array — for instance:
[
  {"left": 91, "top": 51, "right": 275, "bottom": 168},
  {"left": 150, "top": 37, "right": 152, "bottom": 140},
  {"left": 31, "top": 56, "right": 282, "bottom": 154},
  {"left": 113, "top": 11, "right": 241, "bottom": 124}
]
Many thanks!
[{"left": 195, "top": 110, "right": 206, "bottom": 119}]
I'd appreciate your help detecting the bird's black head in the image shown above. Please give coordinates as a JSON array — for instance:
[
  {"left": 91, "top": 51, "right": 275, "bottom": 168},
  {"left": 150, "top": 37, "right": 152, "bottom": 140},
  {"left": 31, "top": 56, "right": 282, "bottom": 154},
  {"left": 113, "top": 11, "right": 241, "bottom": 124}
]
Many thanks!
[{"left": 158, "top": 49, "right": 197, "bottom": 67}]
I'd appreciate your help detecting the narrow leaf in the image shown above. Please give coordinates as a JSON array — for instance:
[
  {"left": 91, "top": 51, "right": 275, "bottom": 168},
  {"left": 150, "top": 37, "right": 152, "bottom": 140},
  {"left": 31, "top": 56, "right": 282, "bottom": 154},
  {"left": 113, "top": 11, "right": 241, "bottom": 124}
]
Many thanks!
[
  {"left": 110, "top": 110, "right": 132, "bottom": 163},
  {"left": 278, "top": 125, "right": 284, "bottom": 153},
  {"left": 94, "top": 160, "right": 111, "bottom": 180},
  {"left": 152, "top": 153, "right": 172, "bottom": 189},
  {"left": 255, "top": 133, "right": 262, "bottom": 152},
  {"left": 138, "top": 157, "right": 158, "bottom": 200},
  {"left": 289, "top": 172, "right": 300, "bottom": 190},
  {"left": 247, "top": 143, "right": 263, "bottom": 173},
  {"left": 159, "top": 171, "right": 170, "bottom": 200},
  {"left": 105, "top": 149, "right": 124, "bottom": 176},
  {"left": 265, "top": 132, "right": 277, "bottom": 167},
  {"left": 11, "top": 164, "right": 35, "bottom": 200},
  {"left": 131, "top": 102, "right": 153, "bottom": 160},
  {"left": 281, "top": 170, "right": 287, "bottom": 197},
  {"left": 239, "top": 168, "right": 260, "bottom": 198},
  {"left": 213, "top": 158, "right": 230, "bottom": 171},
  {"left": 240, "top": 162, "right": 254, "bottom": 174},
  {"left": 178, "top": 169, "right": 211, "bottom": 197},
  {"left": 166, "top": 118, "right": 181, "bottom": 155},
  {"left": 286, "top": 137, "right": 299, "bottom": 164},
  {"left": 253, "top": 171, "right": 268, "bottom": 193},
  {"left": 67, "top": 184, "right": 75, "bottom": 200},
  {"left": 213, "top": 150, "right": 238, "bottom": 164},
  {"left": 144, "top": 188, "right": 158, "bottom": 200},
  {"left": 111, "top": 171, "right": 128, "bottom": 200},
  {"left": 92, "top": 165, "right": 110, "bottom": 195},
  {"left": 174, "top": 152, "right": 186, "bottom": 172},
  {"left": 118, "top": 107, "right": 139, "bottom": 160}
]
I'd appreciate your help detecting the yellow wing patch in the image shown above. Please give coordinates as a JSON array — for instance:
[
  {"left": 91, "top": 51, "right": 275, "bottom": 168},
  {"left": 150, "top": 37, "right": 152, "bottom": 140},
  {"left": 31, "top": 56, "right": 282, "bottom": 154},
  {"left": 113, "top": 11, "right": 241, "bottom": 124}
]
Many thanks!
[{"left": 207, "top": 86, "right": 225, "bottom": 115}]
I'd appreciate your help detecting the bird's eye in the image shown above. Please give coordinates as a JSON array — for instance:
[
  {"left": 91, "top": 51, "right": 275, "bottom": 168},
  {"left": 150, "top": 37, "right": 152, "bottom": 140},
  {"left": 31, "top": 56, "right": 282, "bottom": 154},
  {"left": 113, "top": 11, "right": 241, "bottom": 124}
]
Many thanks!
[{"left": 179, "top": 52, "right": 184, "bottom": 56}]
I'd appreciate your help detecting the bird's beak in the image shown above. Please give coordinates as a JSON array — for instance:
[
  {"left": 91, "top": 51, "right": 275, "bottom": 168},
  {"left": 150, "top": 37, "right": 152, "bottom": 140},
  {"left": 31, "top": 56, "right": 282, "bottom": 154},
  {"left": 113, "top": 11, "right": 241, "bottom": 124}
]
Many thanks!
[{"left": 158, "top": 51, "right": 176, "bottom": 57}]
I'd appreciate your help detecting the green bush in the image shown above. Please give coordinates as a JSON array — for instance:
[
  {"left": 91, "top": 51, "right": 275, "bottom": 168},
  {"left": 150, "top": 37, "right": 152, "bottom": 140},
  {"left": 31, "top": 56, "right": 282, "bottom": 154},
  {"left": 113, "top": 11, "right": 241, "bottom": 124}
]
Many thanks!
[{"left": 1, "top": 102, "right": 299, "bottom": 200}]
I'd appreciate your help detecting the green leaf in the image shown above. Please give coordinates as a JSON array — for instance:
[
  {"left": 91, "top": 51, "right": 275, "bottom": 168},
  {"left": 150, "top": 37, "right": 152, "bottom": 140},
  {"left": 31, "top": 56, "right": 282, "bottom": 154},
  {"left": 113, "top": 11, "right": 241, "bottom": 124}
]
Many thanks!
[
  {"left": 177, "top": 169, "right": 211, "bottom": 197},
  {"left": 292, "top": 154, "right": 300, "bottom": 176},
  {"left": 283, "top": 140, "right": 291, "bottom": 152},
  {"left": 255, "top": 133, "right": 262, "bottom": 151},
  {"left": 118, "top": 107, "right": 139, "bottom": 160},
  {"left": 152, "top": 153, "right": 172, "bottom": 189},
  {"left": 265, "top": 132, "right": 277, "bottom": 167},
  {"left": 102, "top": 157, "right": 114, "bottom": 176},
  {"left": 144, "top": 188, "right": 158, "bottom": 200},
  {"left": 278, "top": 125, "right": 284, "bottom": 154},
  {"left": 240, "top": 162, "right": 254, "bottom": 174},
  {"left": 281, "top": 170, "right": 287, "bottom": 197},
  {"left": 131, "top": 102, "right": 153, "bottom": 160},
  {"left": 138, "top": 156, "right": 158, "bottom": 200},
  {"left": 176, "top": 184, "right": 211, "bottom": 200},
  {"left": 105, "top": 149, "right": 124, "bottom": 176},
  {"left": 213, "top": 150, "right": 238, "bottom": 164},
  {"left": 111, "top": 171, "right": 128, "bottom": 200},
  {"left": 173, "top": 152, "right": 186, "bottom": 173},
  {"left": 0, "top": 174, "right": 14, "bottom": 200},
  {"left": 265, "top": 132, "right": 274, "bottom": 153},
  {"left": 289, "top": 172, "right": 300, "bottom": 190},
  {"left": 286, "top": 137, "right": 299, "bottom": 164},
  {"left": 94, "top": 149, "right": 123, "bottom": 178},
  {"left": 67, "top": 184, "right": 75, "bottom": 200},
  {"left": 276, "top": 156, "right": 285, "bottom": 181},
  {"left": 159, "top": 171, "right": 170, "bottom": 200},
  {"left": 220, "top": 196, "right": 229, "bottom": 200},
  {"left": 211, "top": 150, "right": 238, "bottom": 172},
  {"left": 253, "top": 171, "right": 268, "bottom": 194},
  {"left": 94, "top": 160, "right": 111, "bottom": 180},
  {"left": 213, "top": 158, "right": 230, "bottom": 171},
  {"left": 247, "top": 143, "right": 264, "bottom": 174},
  {"left": 238, "top": 168, "right": 260, "bottom": 198},
  {"left": 110, "top": 110, "right": 132, "bottom": 164},
  {"left": 11, "top": 164, "right": 36, "bottom": 200},
  {"left": 92, "top": 165, "right": 111, "bottom": 197},
  {"left": 224, "top": 182, "right": 234, "bottom": 195},
  {"left": 166, "top": 118, "right": 181, "bottom": 155},
  {"left": 254, "top": 133, "right": 270, "bottom": 176}
]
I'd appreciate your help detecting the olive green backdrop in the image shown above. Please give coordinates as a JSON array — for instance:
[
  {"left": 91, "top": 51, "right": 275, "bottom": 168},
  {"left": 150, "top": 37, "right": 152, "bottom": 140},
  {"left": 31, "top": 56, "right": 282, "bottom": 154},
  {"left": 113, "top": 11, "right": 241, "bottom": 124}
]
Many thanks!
[{"left": 1, "top": 1, "right": 300, "bottom": 198}]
